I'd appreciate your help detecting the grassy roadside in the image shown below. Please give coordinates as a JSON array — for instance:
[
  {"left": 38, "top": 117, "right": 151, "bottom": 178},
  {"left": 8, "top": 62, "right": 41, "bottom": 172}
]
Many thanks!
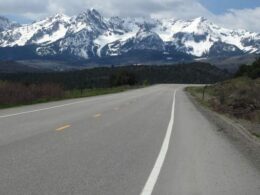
[
  {"left": 186, "top": 77, "right": 260, "bottom": 138},
  {"left": 0, "top": 85, "right": 144, "bottom": 109}
]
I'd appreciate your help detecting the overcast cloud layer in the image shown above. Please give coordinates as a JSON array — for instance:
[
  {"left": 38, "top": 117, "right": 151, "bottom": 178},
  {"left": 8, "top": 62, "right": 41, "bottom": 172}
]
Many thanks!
[{"left": 0, "top": 0, "right": 260, "bottom": 32}]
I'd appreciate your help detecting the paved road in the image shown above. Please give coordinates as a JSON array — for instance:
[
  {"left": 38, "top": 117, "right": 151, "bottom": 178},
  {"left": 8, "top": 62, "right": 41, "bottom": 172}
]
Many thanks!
[{"left": 0, "top": 85, "right": 259, "bottom": 195}]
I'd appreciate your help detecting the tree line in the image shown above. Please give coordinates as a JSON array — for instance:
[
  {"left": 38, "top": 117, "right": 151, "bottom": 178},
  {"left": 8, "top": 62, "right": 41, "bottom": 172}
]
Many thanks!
[{"left": 0, "top": 62, "right": 230, "bottom": 90}]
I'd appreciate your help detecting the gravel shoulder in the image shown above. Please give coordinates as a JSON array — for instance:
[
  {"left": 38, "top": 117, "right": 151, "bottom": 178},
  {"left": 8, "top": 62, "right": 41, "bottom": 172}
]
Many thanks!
[{"left": 186, "top": 91, "right": 260, "bottom": 171}]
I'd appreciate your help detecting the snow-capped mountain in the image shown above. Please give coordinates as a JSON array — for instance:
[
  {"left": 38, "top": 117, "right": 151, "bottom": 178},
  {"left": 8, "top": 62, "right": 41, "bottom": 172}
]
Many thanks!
[
  {"left": 0, "top": 9, "right": 259, "bottom": 64},
  {"left": 0, "top": 16, "right": 20, "bottom": 32}
]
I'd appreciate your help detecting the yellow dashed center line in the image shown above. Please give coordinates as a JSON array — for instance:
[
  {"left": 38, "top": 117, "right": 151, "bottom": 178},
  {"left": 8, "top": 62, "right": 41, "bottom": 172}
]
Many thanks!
[
  {"left": 93, "top": 113, "right": 102, "bottom": 118},
  {"left": 56, "top": 125, "right": 71, "bottom": 131}
]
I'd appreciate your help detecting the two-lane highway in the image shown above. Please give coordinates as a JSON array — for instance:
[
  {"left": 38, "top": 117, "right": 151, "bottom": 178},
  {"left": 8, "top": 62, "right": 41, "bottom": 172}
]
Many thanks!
[{"left": 0, "top": 85, "right": 259, "bottom": 194}]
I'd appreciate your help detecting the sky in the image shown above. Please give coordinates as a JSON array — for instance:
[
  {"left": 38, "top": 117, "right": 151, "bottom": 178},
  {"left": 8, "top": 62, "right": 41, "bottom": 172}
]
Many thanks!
[{"left": 1, "top": 0, "right": 260, "bottom": 32}]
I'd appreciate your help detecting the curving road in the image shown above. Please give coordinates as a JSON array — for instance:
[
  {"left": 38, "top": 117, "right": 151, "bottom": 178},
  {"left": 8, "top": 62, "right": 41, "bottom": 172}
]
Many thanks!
[{"left": 0, "top": 85, "right": 259, "bottom": 195}]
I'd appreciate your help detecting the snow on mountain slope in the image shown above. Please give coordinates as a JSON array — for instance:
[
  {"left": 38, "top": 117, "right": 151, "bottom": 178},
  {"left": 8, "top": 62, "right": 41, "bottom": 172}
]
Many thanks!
[
  {"left": 0, "top": 14, "right": 71, "bottom": 47},
  {"left": 99, "top": 28, "right": 165, "bottom": 57},
  {"left": 0, "top": 9, "right": 260, "bottom": 61},
  {"left": 154, "top": 17, "right": 260, "bottom": 56},
  {"left": 94, "top": 31, "right": 136, "bottom": 57},
  {"left": 94, "top": 16, "right": 161, "bottom": 57}
]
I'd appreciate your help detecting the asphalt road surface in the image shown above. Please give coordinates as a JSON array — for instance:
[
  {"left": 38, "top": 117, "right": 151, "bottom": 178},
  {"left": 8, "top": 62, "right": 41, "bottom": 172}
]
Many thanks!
[{"left": 0, "top": 85, "right": 259, "bottom": 195}]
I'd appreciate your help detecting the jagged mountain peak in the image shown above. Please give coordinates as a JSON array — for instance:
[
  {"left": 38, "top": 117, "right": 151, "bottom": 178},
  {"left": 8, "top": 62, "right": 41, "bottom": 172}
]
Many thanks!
[
  {"left": 0, "top": 16, "right": 9, "bottom": 23},
  {"left": 76, "top": 9, "right": 103, "bottom": 23},
  {"left": 73, "top": 9, "right": 108, "bottom": 33},
  {"left": 192, "top": 16, "right": 207, "bottom": 23},
  {"left": 136, "top": 26, "right": 158, "bottom": 38},
  {"left": 0, "top": 16, "right": 20, "bottom": 31},
  {"left": 51, "top": 13, "right": 70, "bottom": 21},
  {"left": 32, "top": 13, "right": 71, "bottom": 27}
]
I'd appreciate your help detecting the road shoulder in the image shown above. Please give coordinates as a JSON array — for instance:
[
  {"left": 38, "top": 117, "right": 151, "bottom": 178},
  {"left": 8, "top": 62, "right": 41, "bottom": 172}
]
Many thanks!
[{"left": 186, "top": 90, "right": 260, "bottom": 172}]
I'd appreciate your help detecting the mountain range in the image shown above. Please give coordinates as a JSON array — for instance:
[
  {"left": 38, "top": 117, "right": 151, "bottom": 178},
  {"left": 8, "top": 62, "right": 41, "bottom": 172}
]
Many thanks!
[{"left": 0, "top": 9, "right": 259, "bottom": 69}]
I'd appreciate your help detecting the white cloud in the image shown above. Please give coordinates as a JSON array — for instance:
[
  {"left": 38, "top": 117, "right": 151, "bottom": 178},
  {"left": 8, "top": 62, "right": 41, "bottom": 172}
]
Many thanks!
[
  {"left": 0, "top": 0, "right": 48, "bottom": 14},
  {"left": 212, "top": 7, "right": 260, "bottom": 32},
  {"left": 150, "top": 1, "right": 213, "bottom": 19},
  {"left": 0, "top": 0, "right": 259, "bottom": 32}
]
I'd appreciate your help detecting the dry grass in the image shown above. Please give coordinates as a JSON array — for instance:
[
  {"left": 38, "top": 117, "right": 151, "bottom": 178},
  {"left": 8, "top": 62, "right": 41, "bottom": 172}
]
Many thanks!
[
  {"left": 0, "top": 81, "right": 139, "bottom": 109},
  {"left": 0, "top": 81, "right": 64, "bottom": 107},
  {"left": 186, "top": 77, "right": 260, "bottom": 123}
]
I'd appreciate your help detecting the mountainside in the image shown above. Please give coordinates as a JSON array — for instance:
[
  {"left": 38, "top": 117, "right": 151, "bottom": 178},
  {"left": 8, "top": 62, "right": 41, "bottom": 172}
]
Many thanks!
[
  {"left": 0, "top": 16, "right": 20, "bottom": 32},
  {"left": 0, "top": 9, "right": 259, "bottom": 66}
]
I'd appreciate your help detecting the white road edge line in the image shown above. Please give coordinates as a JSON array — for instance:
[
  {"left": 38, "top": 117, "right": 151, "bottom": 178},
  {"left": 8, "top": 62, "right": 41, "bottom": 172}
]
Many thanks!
[
  {"left": 0, "top": 99, "right": 90, "bottom": 119},
  {"left": 140, "top": 89, "right": 177, "bottom": 195}
]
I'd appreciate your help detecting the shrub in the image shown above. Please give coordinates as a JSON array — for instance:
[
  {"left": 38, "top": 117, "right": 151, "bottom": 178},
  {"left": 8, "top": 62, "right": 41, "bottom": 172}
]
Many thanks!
[
  {"left": 0, "top": 81, "right": 64, "bottom": 106},
  {"left": 208, "top": 77, "right": 260, "bottom": 122},
  {"left": 235, "top": 58, "right": 260, "bottom": 79}
]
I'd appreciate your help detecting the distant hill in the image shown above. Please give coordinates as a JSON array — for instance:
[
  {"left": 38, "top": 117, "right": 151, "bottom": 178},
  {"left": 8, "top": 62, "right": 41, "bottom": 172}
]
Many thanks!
[{"left": 0, "top": 61, "right": 40, "bottom": 73}]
